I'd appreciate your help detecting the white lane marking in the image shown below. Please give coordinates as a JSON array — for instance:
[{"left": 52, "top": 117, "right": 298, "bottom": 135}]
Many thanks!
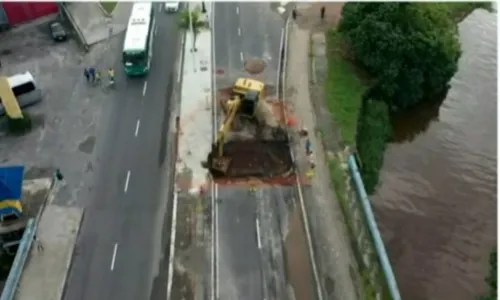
[
  {"left": 256, "top": 218, "right": 261, "bottom": 249},
  {"left": 124, "top": 171, "right": 131, "bottom": 193},
  {"left": 236, "top": 6, "right": 239, "bottom": 14},
  {"left": 154, "top": 25, "right": 157, "bottom": 36},
  {"left": 238, "top": 27, "right": 241, "bottom": 36},
  {"left": 134, "top": 119, "right": 141, "bottom": 137},
  {"left": 166, "top": 191, "right": 179, "bottom": 300},
  {"left": 142, "top": 81, "right": 148, "bottom": 96},
  {"left": 110, "top": 243, "right": 118, "bottom": 271},
  {"left": 240, "top": 52, "right": 244, "bottom": 62}
]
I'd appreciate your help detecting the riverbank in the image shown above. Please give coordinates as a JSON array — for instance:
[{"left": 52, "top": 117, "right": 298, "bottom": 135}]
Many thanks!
[{"left": 323, "top": 3, "right": 496, "bottom": 300}]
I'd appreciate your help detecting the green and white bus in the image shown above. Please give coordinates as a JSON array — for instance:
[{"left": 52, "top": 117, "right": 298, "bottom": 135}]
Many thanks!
[{"left": 122, "top": 2, "right": 155, "bottom": 76}]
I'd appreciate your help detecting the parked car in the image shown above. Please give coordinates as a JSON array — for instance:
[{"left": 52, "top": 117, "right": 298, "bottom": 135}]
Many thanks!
[
  {"left": 49, "top": 21, "right": 67, "bottom": 42},
  {"left": 164, "top": 1, "right": 180, "bottom": 13}
]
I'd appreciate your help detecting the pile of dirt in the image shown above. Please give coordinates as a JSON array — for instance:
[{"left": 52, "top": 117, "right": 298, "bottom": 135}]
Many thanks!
[
  {"left": 244, "top": 58, "right": 267, "bottom": 74},
  {"left": 208, "top": 140, "right": 293, "bottom": 179}
]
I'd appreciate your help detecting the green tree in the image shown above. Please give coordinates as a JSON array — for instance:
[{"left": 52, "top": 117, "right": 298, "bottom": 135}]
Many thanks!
[
  {"left": 338, "top": 3, "right": 461, "bottom": 111},
  {"left": 178, "top": 8, "right": 208, "bottom": 51},
  {"left": 479, "top": 247, "right": 497, "bottom": 300},
  {"left": 356, "top": 98, "right": 391, "bottom": 194}
]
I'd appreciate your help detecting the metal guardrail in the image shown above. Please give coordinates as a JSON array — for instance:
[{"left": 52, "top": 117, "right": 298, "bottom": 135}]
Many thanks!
[
  {"left": 1, "top": 176, "right": 57, "bottom": 300},
  {"left": 346, "top": 155, "right": 401, "bottom": 300},
  {"left": 0, "top": 218, "right": 36, "bottom": 300}
]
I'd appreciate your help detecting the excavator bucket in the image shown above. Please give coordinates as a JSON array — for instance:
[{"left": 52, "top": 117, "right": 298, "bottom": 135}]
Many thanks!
[{"left": 211, "top": 156, "right": 232, "bottom": 174}]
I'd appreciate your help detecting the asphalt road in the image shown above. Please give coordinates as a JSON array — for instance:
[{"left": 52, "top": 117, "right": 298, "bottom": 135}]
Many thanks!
[
  {"left": 213, "top": 2, "right": 283, "bottom": 86},
  {"left": 62, "top": 4, "right": 180, "bottom": 300},
  {"left": 213, "top": 3, "right": 289, "bottom": 300}
]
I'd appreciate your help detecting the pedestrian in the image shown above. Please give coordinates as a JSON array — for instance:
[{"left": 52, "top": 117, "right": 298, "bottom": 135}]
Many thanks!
[
  {"left": 292, "top": 8, "right": 297, "bottom": 20},
  {"left": 83, "top": 67, "right": 90, "bottom": 83},
  {"left": 320, "top": 6, "right": 325, "bottom": 20},
  {"left": 305, "top": 138, "right": 312, "bottom": 155},
  {"left": 94, "top": 70, "right": 102, "bottom": 85},
  {"left": 88, "top": 66, "right": 96, "bottom": 83},
  {"left": 55, "top": 168, "right": 64, "bottom": 181},
  {"left": 33, "top": 234, "right": 44, "bottom": 252}
]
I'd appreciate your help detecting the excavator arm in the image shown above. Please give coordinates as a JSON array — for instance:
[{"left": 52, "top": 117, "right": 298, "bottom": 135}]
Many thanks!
[{"left": 214, "top": 97, "right": 241, "bottom": 157}]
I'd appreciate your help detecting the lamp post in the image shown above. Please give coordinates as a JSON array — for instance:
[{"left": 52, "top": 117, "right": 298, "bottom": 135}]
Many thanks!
[{"left": 188, "top": 4, "right": 197, "bottom": 53}]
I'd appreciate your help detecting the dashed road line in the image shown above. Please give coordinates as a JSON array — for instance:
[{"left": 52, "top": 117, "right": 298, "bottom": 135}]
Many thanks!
[
  {"left": 110, "top": 243, "right": 118, "bottom": 271},
  {"left": 240, "top": 52, "right": 244, "bottom": 62},
  {"left": 236, "top": 6, "right": 239, "bottom": 14},
  {"left": 143, "top": 81, "right": 148, "bottom": 96},
  {"left": 238, "top": 27, "right": 241, "bottom": 36},
  {"left": 124, "top": 171, "right": 131, "bottom": 193},
  {"left": 135, "top": 119, "right": 141, "bottom": 137},
  {"left": 256, "top": 218, "right": 261, "bottom": 249}
]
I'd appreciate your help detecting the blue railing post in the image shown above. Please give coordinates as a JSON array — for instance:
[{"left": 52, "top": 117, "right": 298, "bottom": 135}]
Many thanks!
[{"left": 347, "top": 155, "right": 401, "bottom": 300}]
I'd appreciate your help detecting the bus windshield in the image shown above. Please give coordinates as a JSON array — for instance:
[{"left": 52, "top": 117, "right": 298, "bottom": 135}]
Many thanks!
[{"left": 123, "top": 51, "right": 146, "bottom": 66}]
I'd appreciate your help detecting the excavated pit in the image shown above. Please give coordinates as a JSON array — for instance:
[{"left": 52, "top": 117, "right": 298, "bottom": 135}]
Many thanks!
[{"left": 207, "top": 85, "right": 294, "bottom": 181}]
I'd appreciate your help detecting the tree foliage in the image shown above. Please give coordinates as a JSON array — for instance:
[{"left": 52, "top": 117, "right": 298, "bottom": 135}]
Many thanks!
[
  {"left": 178, "top": 9, "right": 207, "bottom": 33},
  {"left": 338, "top": 3, "right": 461, "bottom": 111},
  {"left": 479, "top": 247, "right": 497, "bottom": 300},
  {"left": 356, "top": 99, "right": 391, "bottom": 194}
]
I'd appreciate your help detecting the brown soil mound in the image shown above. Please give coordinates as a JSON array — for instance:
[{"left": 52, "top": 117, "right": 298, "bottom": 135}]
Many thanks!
[
  {"left": 244, "top": 58, "right": 267, "bottom": 74},
  {"left": 208, "top": 140, "right": 293, "bottom": 179}
]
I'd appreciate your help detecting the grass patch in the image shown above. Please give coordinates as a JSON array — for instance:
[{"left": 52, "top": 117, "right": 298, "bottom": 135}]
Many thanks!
[
  {"left": 325, "top": 30, "right": 367, "bottom": 147},
  {"left": 327, "top": 157, "right": 380, "bottom": 300},
  {"left": 100, "top": 2, "right": 117, "bottom": 14}
]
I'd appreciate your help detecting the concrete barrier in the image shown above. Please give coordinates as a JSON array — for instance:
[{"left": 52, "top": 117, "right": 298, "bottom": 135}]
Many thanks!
[
  {"left": 346, "top": 155, "right": 401, "bottom": 300},
  {"left": 58, "top": 3, "right": 89, "bottom": 52}
]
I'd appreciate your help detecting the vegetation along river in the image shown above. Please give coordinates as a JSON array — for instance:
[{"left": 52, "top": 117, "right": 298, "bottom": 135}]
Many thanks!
[{"left": 371, "top": 9, "right": 497, "bottom": 300}]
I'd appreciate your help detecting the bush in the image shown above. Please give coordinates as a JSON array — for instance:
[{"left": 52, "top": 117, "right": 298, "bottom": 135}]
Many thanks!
[
  {"left": 356, "top": 99, "right": 391, "bottom": 194},
  {"left": 479, "top": 247, "right": 497, "bottom": 300},
  {"left": 338, "top": 3, "right": 461, "bottom": 111},
  {"left": 7, "top": 113, "right": 32, "bottom": 135}
]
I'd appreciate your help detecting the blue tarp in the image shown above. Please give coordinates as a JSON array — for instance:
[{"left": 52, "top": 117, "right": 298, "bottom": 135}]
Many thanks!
[{"left": 0, "top": 165, "right": 24, "bottom": 200}]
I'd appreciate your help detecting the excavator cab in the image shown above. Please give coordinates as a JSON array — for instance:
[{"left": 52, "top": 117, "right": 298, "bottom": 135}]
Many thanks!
[{"left": 232, "top": 78, "right": 265, "bottom": 117}]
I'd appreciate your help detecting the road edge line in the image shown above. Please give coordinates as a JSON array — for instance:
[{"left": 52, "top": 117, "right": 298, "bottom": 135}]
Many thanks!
[{"left": 166, "top": 22, "right": 187, "bottom": 300}]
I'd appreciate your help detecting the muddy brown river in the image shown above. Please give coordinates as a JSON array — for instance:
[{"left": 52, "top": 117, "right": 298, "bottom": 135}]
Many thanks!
[{"left": 371, "top": 9, "right": 497, "bottom": 300}]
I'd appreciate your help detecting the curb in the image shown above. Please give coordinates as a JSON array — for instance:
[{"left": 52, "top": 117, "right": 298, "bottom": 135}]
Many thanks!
[
  {"left": 59, "top": 208, "right": 85, "bottom": 300},
  {"left": 58, "top": 3, "right": 89, "bottom": 52}
]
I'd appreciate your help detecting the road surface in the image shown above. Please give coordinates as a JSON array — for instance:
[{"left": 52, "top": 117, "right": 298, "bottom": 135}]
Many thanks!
[
  {"left": 213, "top": 3, "right": 292, "bottom": 300},
  {"left": 63, "top": 4, "right": 180, "bottom": 300}
]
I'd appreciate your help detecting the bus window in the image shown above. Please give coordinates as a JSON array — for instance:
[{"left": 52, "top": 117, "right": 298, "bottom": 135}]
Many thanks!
[
  {"left": 123, "top": 52, "right": 146, "bottom": 65},
  {"left": 12, "top": 81, "right": 35, "bottom": 97}
]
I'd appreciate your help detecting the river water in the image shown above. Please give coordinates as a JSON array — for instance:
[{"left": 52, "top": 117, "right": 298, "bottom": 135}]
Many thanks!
[{"left": 371, "top": 9, "right": 497, "bottom": 300}]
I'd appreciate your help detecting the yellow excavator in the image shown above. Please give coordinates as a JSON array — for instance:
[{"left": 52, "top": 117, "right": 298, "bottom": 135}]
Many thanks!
[{"left": 210, "top": 77, "right": 265, "bottom": 173}]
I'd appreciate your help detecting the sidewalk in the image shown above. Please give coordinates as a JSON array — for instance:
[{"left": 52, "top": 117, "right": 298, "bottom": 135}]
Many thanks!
[
  {"left": 66, "top": 2, "right": 131, "bottom": 46},
  {"left": 14, "top": 181, "right": 84, "bottom": 300},
  {"left": 285, "top": 21, "right": 359, "bottom": 300},
  {"left": 176, "top": 3, "right": 213, "bottom": 194}
]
